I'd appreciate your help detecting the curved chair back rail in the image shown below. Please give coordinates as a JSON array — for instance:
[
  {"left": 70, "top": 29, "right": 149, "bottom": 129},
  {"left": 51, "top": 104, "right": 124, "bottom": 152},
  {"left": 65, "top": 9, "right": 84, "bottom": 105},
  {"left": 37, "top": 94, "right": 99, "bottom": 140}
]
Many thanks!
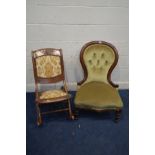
[{"left": 78, "top": 41, "right": 119, "bottom": 88}]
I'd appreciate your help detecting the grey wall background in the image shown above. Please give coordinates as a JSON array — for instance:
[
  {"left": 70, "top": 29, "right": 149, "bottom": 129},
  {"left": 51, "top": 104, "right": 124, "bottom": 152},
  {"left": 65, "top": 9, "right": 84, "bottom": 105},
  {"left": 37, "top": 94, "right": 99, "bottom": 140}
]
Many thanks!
[{"left": 26, "top": 0, "right": 129, "bottom": 91}]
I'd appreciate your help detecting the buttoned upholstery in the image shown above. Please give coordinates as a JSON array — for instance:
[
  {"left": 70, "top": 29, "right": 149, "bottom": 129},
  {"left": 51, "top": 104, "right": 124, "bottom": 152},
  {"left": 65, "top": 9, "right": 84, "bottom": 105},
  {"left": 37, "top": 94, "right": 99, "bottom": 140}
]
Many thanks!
[
  {"left": 82, "top": 44, "right": 115, "bottom": 85},
  {"left": 75, "top": 41, "right": 123, "bottom": 116}
]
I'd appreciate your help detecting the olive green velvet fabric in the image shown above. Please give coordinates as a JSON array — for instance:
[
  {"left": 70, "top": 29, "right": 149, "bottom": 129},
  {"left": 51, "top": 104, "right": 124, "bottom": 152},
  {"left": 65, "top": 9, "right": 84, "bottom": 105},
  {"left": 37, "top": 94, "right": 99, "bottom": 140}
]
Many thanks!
[
  {"left": 75, "top": 81, "right": 123, "bottom": 110},
  {"left": 83, "top": 44, "right": 115, "bottom": 85}
]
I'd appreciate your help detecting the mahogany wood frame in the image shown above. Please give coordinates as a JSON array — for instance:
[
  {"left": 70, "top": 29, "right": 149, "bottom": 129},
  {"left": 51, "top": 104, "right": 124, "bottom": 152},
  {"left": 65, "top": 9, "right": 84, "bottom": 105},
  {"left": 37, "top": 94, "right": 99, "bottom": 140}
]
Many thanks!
[
  {"left": 32, "top": 48, "right": 74, "bottom": 126},
  {"left": 78, "top": 41, "right": 119, "bottom": 87},
  {"left": 75, "top": 41, "right": 122, "bottom": 122}
]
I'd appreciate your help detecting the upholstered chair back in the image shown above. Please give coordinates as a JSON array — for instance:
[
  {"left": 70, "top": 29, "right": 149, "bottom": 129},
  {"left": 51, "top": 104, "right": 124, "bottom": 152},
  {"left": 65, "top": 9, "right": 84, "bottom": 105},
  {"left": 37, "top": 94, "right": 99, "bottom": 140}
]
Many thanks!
[
  {"left": 35, "top": 55, "right": 61, "bottom": 78},
  {"left": 32, "top": 48, "right": 64, "bottom": 83},
  {"left": 79, "top": 41, "right": 118, "bottom": 86}
]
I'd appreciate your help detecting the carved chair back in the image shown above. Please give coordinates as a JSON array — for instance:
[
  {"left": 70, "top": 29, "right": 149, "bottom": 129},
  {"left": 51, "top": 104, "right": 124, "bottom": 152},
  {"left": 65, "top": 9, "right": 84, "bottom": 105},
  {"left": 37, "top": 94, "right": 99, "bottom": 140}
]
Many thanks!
[
  {"left": 32, "top": 48, "right": 65, "bottom": 84},
  {"left": 78, "top": 41, "right": 119, "bottom": 87}
]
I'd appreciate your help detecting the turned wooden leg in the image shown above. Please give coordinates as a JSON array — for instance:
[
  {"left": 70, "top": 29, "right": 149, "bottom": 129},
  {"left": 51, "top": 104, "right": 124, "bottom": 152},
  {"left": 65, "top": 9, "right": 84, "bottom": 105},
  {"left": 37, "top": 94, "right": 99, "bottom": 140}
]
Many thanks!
[
  {"left": 115, "top": 109, "right": 122, "bottom": 123},
  {"left": 36, "top": 104, "right": 43, "bottom": 126},
  {"left": 67, "top": 99, "right": 75, "bottom": 120}
]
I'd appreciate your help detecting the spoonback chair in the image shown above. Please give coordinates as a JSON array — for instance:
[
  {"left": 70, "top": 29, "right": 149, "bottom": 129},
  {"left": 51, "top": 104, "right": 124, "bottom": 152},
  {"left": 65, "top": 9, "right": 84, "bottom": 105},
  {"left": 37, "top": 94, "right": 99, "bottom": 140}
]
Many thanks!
[
  {"left": 32, "top": 48, "right": 74, "bottom": 125},
  {"left": 74, "top": 41, "right": 123, "bottom": 122}
]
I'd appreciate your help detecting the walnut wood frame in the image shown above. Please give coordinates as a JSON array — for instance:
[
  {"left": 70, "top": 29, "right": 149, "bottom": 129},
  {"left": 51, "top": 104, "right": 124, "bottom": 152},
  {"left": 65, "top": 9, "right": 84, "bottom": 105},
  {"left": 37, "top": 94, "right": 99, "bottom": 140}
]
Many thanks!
[
  {"left": 77, "top": 41, "right": 119, "bottom": 88},
  {"left": 32, "top": 48, "right": 74, "bottom": 125},
  {"left": 75, "top": 41, "right": 122, "bottom": 122}
]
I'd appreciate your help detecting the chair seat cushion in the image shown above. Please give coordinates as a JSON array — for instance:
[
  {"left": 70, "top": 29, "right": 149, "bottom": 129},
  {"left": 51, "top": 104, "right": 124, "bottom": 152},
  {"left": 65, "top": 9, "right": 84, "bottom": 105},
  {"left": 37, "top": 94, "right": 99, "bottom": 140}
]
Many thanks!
[
  {"left": 75, "top": 81, "right": 123, "bottom": 110},
  {"left": 39, "top": 90, "right": 67, "bottom": 100}
]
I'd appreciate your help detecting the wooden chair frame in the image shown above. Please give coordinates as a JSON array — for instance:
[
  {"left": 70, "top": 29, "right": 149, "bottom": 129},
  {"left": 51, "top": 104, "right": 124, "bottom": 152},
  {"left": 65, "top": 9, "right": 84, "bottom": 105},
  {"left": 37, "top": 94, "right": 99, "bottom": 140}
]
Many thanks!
[
  {"left": 32, "top": 48, "right": 74, "bottom": 125},
  {"left": 75, "top": 41, "right": 122, "bottom": 122}
]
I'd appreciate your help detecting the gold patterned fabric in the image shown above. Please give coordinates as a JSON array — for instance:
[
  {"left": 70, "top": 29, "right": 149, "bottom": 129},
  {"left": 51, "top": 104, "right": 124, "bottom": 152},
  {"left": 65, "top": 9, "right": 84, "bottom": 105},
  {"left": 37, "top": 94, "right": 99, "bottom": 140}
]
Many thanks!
[
  {"left": 36, "top": 55, "right": 62, "bottom": 78},
  {"left": 39, "top": 90, "right": 67, "bottom": 100}
]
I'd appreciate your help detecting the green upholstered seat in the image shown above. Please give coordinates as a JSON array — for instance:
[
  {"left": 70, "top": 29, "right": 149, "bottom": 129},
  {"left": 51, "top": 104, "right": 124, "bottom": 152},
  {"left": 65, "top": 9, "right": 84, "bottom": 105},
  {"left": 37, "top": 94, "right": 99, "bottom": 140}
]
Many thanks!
[{"left": 75, "top": 81, "right": 123, "bottom": 111}]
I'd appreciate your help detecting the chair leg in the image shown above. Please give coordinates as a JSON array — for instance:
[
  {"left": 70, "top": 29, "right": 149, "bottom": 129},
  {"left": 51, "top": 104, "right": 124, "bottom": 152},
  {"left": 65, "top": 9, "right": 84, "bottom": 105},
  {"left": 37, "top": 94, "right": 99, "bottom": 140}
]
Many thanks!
[
  {"left": 74, "top": 108, "right": 79, "bottom": 120},
  {"left": 36, "top": 104, "right": 42, "bottom": 126},
  {"left": 67, "top": 99, "right": 75, "bottom": 120},
  {"left": 115, "top": 109, "right": 122, "bottom": 123}
]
